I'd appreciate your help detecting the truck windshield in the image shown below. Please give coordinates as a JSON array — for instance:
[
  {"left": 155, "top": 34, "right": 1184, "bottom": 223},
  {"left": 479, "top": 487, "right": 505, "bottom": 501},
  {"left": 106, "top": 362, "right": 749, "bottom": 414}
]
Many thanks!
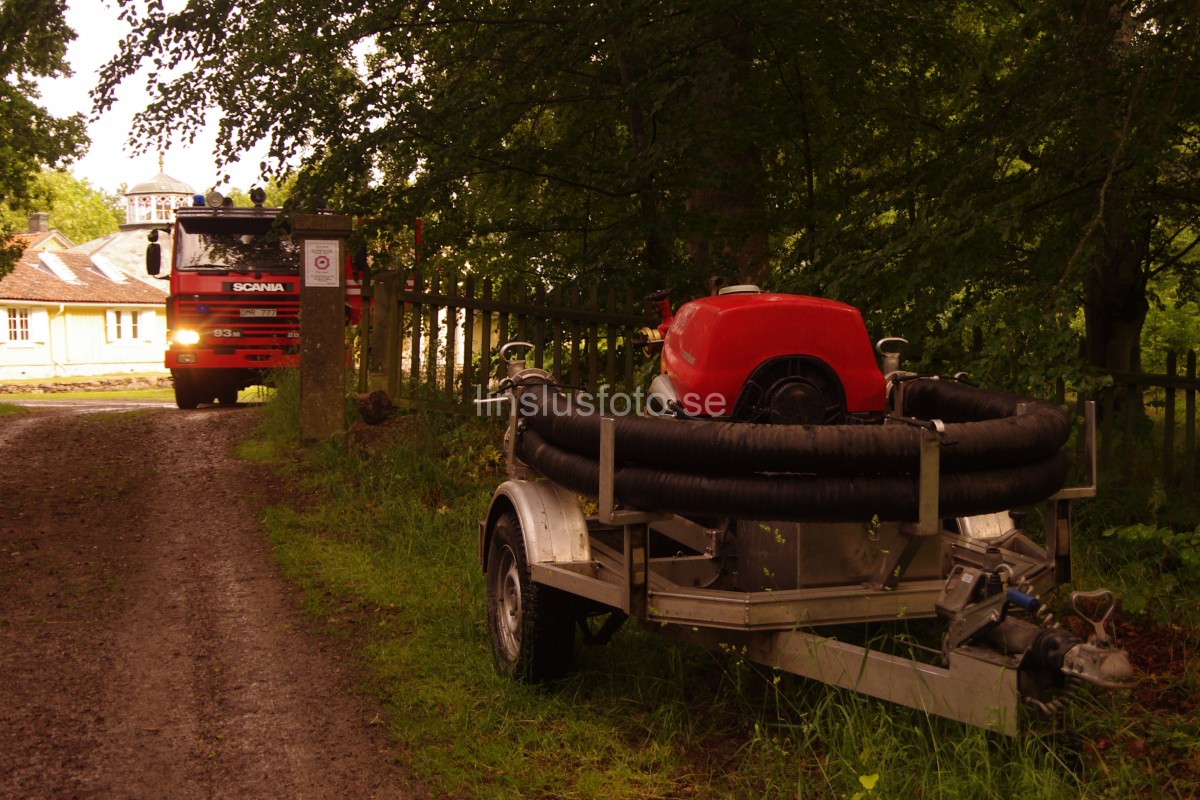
[{"left": 175, "top": 216, "right": 298, "bottom": 274}]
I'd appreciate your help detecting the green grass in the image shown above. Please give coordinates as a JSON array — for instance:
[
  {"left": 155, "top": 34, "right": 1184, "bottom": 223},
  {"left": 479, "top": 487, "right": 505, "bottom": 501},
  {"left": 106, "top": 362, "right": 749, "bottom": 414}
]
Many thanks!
[
  {"left": 0, "top": 402, "right": 31, "bottom": 416},
  {"left": 3, "top": 384, "right": 272, "bottom": 405},
  {"left": 0, "top": 388, "right": 177, "bottom": 402},
  {"left": 246, "top": 382, "right": 1199, "bottom": 799}
]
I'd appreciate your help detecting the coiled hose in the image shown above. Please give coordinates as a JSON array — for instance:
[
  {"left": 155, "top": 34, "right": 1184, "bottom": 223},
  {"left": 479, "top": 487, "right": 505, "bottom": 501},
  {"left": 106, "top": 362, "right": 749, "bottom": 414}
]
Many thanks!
[{"left": 513, "top": 378, "right": 1072, "bottom": 522}]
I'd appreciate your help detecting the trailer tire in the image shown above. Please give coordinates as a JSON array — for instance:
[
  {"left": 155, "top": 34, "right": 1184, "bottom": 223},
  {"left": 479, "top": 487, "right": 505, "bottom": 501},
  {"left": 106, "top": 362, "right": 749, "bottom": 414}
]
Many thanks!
[{"left": 486, "top": 511, "right": 575, "bottom": 682}]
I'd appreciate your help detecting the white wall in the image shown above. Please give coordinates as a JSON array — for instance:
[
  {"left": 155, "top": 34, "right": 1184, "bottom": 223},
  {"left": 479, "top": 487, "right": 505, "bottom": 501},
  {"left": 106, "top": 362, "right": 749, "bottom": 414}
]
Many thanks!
[{"left": 0, "top": 303, "right": 167, "bottom": 380}]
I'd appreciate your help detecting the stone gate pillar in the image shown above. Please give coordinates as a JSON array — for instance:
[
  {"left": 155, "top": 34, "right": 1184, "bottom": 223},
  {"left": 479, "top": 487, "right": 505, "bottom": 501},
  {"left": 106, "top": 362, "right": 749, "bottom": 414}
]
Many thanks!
[{"left": 293, "top": 213, "right": 352, "bottom": 442}]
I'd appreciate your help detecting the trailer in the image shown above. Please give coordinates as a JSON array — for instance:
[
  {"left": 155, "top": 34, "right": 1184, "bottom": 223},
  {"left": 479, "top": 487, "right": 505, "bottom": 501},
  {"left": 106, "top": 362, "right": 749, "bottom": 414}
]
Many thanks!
[{"left": 479, "top": 288, "right": 1133, "bottom": 734}]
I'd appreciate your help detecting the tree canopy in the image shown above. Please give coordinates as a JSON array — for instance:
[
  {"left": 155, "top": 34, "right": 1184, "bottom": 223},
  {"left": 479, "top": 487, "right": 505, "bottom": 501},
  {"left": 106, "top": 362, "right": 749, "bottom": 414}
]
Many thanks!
[
  {"left": 1, "top": 169, "right": 122, "bottom": 244},
  {"left": 96, "top": 0, "right": 1200, "bottom": 391},
  {"left": 0, "top": 0, "right": 87, "bottom": 276}
]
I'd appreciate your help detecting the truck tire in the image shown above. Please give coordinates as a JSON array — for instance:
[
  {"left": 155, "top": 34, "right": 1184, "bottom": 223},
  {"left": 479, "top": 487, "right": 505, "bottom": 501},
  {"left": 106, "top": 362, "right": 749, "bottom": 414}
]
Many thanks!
[
  {"left": 486, "top": 511, "right": 575, "bottom": 682},
  {"left": 217, "top": 385, "right": 239, "bottom": 405},
  {"left": 173, "top": 372, "right": 200, "bottom": 410}
]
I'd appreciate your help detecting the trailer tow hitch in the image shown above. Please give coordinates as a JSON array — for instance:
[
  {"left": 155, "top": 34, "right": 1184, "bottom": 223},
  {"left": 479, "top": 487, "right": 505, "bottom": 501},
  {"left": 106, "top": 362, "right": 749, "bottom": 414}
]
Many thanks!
[{"left": 937, "top": 568, "right": 1134, "bottom": 699}]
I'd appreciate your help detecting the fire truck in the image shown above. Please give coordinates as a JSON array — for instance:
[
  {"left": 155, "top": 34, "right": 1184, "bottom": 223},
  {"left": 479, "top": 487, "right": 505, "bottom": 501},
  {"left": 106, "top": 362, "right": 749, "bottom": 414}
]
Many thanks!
[{"left": 146, "top": 190, "right": 365, "bottom": 409}]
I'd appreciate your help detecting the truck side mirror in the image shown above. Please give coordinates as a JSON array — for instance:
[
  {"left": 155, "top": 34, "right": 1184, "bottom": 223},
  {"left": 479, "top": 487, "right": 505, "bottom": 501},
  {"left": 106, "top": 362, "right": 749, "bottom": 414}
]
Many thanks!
[{"left": 146, "top": 242, "right": 162, "bottom": 276}]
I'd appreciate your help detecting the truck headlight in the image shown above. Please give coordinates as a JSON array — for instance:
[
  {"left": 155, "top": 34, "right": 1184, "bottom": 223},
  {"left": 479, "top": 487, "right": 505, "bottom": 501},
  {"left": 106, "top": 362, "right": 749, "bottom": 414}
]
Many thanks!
[{"left": 174, "top": 329, "right": 201, "bottom": 345}]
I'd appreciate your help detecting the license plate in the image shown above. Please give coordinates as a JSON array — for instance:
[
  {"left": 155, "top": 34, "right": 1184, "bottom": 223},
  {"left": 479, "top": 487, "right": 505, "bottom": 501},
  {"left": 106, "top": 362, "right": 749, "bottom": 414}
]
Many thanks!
[{"left": 240, "top": 308, "right": 277, "bottom": 318}]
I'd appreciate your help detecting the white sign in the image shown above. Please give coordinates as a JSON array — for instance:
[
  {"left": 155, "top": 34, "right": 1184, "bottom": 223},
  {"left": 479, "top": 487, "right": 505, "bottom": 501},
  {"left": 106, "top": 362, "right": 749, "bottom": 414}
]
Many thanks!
[{"left": 304, "top": 239, "right": 341, "bottom": 288}]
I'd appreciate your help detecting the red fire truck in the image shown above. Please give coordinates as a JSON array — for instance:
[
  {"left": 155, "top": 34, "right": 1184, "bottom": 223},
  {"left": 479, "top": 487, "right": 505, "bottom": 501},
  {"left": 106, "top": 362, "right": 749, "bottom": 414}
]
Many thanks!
[{"left": 146, "top": 190, "right": 365, "bottom": 409}]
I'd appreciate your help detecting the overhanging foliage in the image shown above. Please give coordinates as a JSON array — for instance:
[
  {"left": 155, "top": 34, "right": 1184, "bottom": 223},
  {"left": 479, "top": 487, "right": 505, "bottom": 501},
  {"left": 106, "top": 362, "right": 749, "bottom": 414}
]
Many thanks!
[{"left": 96, "top": 0, "right": 1200, "bottom": 390}]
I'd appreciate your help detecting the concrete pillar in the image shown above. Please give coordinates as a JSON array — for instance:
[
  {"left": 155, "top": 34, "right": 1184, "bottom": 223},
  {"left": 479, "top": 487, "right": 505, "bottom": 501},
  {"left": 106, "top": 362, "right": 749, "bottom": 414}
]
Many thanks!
[{"left": 292, "top": 213, "right": 352, "bottom": 443}]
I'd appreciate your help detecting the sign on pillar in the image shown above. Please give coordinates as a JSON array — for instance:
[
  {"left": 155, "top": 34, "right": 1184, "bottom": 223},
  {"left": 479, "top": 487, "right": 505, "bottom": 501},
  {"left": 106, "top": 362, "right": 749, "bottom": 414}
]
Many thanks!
[{"left": 292, "top": 213, "right": 353, "bottom": 443}]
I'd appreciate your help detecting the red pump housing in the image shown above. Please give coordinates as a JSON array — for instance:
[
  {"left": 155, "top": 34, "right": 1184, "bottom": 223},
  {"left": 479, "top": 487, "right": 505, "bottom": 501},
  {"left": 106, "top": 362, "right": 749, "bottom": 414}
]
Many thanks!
[{"left": 661, "top": 292, "right": 887, "bottom": 417}]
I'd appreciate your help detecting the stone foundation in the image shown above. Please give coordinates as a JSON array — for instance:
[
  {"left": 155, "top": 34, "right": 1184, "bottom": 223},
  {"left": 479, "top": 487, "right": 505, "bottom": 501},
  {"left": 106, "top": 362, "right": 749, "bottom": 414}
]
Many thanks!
[{"left": 0, "top": 376, "right": 174, "bottom": 394}]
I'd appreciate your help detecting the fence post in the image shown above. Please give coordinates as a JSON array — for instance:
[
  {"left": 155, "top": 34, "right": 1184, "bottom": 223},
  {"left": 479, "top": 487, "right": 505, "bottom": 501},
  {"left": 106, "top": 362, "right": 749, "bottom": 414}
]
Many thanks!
[
  {"left": 586, "top": 287, "right": 600, "bottom": 393},
  {"left": 551, "top": 286, "right": 564, "bottom": 380},
  {"left": 1165, "top": 351, "right": 1177, "bottom": 483},
  {"left": 1123, "top": 382, "right": 1138, "bottom": 479},
  {"left": 534, "top": 284, "right": 547, "bottom": 370},
  {"left": 624, "top": 289, "right": 637, "bottom": 394},
  {"left": 498, "top": 281, "right": 512, "bottom": 362},
  {"left": 444, "top": 271, "right": 458, "bottom": 405},
  {"left": 1188, "top": 350, "right": 1197, "bottom": 486},
  {"left": 462, "top": 274, "right": 476, "bottom": 405},
  {"left": 605, "top": 288, "right": 618, "bottom": 391},
  {"left": 516, "top": 283, "right": 529, "bottom": 345},
  {"left": 479, "top": 278, "right": 494, "bottom": 388},
  {"left": 408, "top": 269, "right": 424, "bottom": 403},
  {"left": 424, "top": 272, "right": 438, "bottom": 388},
  {"left": 381, "top": 273, "right": 401, "bottom": 400},
  {"left": 1100, "top": 389, "right": 1113, "bottom": 471},
  {"left": 569, "top": 288, "right": 582, "bottom": 387}
]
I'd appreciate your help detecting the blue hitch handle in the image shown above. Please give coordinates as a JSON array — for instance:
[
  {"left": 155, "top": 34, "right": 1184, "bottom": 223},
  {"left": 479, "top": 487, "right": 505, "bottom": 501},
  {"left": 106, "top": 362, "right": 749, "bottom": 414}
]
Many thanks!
[{"left": 1005, "top": 588, "right": 1041, "bottom": 612}]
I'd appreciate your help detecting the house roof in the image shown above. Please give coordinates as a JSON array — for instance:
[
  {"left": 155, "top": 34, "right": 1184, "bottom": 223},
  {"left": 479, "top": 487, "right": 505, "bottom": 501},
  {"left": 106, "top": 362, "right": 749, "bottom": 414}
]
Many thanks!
[
  {"left": 70, "top": 228, "right": 170, "bottom": 288},
  {"left": 127, "top": 170, "right": 194, "bottom": 196},
  {"left": 1, "top": 247, "right": 166, "bottom": 305},
  {"left": 13, "top": 230, "right": 76, "bottom": 252}
]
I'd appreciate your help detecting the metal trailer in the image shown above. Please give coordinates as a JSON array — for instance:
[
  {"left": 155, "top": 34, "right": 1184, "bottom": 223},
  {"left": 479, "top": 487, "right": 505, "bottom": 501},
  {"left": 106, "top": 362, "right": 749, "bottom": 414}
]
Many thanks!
[{"left": 479, "top": 343, "right": 1133, "bottom": 736}]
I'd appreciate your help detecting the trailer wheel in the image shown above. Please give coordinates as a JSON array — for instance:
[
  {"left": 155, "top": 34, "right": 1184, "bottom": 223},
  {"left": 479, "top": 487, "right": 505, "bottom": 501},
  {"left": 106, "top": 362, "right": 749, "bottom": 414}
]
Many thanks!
[{"left": 486, "top": 511, "right": 575, "bottom": 682}]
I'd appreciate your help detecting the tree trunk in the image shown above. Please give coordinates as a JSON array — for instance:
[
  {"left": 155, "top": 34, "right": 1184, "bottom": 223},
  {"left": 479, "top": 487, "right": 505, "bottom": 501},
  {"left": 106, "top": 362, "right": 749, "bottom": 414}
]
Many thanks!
[
  {"left": 1075, "top": 3, "right": 1150, "bottom": 377},
  {"left": 685, "top": 14, "right": 769, "bottom": 286},
  {"left": 608, "top": 12, "right": 667, "bottom": 288},
  {"left": 1082, "top": 235, "right": 1148, "bottom": 375},
  {"left": 1081, "top": 210, "right": 1149, "bottom": 425}
]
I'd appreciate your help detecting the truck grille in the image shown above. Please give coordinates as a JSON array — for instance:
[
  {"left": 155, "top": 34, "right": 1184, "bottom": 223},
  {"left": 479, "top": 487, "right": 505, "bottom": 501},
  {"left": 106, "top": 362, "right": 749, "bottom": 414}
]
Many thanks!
[{"left": 177, "top": 295, "right": 300, "bottom": 340}]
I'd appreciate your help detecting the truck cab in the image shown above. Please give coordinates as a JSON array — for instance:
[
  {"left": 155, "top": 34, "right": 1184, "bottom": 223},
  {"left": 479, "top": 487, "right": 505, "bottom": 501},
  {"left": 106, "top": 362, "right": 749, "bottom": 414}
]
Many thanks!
[{"left": 148, "top": 193, "right": 299, "bottom": 408}]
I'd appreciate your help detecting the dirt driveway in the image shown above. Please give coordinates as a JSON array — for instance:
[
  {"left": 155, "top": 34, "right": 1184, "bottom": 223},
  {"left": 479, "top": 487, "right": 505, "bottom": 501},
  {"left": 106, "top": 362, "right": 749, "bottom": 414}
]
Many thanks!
[{"left": 0, "top": 405, "right": 412, "bottom": 799}]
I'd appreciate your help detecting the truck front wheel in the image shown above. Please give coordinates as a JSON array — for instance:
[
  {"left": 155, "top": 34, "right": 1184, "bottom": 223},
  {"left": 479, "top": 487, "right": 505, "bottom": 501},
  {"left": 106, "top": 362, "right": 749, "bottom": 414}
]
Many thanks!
[
  {"left": 486, "top": 511, "right": 575, "bottom": 682},
  {"left": 172, "top": 371, "right": 200, "bottom": 409}
]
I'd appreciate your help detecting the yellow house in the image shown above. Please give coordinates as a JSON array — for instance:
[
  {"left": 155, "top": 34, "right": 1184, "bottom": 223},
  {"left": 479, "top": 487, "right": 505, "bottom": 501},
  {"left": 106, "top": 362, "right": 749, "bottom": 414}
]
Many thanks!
[{"left": 0, "top": 228, "right": 167, "bottom": 381}]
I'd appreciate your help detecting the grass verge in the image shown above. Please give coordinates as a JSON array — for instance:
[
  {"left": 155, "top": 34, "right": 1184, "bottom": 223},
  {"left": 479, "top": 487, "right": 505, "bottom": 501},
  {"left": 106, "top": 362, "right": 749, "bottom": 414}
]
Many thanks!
[
  {"left": 0, "top": 389, "right": 176, "bottom": 402},
  {"left": 250, "top": 382, "right": 1199, "bottom": 799}
]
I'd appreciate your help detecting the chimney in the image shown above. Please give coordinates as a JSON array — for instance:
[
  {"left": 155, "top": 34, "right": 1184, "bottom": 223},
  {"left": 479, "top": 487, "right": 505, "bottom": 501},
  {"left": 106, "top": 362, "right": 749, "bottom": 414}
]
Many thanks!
[{"left": 27, "top": 212, "right": 50, "bottom": 233}]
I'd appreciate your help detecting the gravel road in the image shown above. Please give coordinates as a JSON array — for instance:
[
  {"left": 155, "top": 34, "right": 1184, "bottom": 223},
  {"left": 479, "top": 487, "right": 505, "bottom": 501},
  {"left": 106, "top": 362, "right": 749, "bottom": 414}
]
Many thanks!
[{"left": 0, "top": 405, "right": 413, "bottom": 799}]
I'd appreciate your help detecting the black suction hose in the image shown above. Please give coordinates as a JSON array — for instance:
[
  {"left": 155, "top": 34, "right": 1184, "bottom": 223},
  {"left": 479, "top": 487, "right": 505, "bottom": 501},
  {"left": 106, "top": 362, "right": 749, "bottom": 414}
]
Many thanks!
[
  {"left": 517, "top": 428, "right": 1069, "bottom": 523},
  {"left": 512, "top": 378, "right": 1074, "bottom": 522},
  {"left": 517, "top": 380, "right": 1070, "bottom": 476}
]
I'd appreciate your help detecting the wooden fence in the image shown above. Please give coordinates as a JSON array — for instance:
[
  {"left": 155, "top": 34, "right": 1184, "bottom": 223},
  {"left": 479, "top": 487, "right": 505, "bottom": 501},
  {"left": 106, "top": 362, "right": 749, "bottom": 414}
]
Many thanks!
[
  {"left": 1080, "top": 350, "right": 1200, "bottom": 486},
  {"left": 370, "top": 269, "right": 654, "bottom": 414}
]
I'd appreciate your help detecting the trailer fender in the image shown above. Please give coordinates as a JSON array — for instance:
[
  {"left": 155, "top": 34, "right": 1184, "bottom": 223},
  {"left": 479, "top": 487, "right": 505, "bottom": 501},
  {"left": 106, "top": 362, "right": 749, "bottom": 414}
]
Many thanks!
[{"left": 480, "top": 480, "right": 590, "bottom": 572}]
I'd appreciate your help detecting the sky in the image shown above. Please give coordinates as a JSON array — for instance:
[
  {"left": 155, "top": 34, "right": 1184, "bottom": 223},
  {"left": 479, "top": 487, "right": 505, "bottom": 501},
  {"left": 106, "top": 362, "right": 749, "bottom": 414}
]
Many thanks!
[{"left": 35, "top": 1, "right": 267, "bottom": 197}]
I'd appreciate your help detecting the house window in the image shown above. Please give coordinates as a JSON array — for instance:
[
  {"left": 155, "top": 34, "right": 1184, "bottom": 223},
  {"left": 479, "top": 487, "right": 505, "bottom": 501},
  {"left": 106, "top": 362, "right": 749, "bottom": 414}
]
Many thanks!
[
  {"left": 108, "top": 309, "right": 133, "bottom": 341},
  {"left": 3, "top": 308, "right": 45, "bottom": 345},
  {"left": 106, "top": 309, "right": 154, "bottom": 342},
  {"left": 6, "top": 308, "right": 29, "bottom": 341}
]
